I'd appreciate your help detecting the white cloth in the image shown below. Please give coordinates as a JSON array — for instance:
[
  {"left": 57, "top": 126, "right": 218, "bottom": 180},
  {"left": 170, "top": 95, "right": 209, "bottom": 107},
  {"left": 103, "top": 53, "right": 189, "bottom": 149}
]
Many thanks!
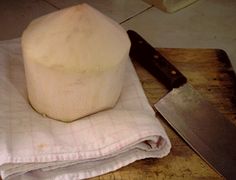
[{"left": 0, "top": 39, "right": 171, "bottom": 180}]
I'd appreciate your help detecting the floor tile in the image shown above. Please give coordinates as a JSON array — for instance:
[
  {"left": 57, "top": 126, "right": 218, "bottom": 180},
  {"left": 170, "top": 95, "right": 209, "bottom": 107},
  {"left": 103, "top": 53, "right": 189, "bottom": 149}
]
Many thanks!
[
  {"left": 122, "top": 0, "right": 236, "bottom": 70},
  {"left": 0, "top": 0, "right": 57, "bottom": 40},
  {"left": 45, "top": 0, "right": 151, "bottom": 23}
]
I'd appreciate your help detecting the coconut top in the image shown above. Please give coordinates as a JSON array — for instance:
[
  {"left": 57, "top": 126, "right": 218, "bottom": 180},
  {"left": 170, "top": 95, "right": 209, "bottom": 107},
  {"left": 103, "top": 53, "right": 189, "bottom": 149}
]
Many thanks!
[{"left": 22, "top": 4, "right": 130, "bottom": 72}]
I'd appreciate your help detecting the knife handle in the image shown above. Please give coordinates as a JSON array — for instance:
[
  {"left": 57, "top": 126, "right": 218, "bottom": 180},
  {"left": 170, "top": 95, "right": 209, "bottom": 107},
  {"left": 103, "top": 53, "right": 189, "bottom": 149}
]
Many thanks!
[{"left": 127, "top": 30, "right": 187, "bottom": 90}]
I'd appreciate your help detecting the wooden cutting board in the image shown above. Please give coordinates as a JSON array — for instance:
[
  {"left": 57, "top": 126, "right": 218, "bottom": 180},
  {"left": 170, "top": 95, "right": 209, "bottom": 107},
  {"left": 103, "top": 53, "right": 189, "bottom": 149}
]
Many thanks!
[{"left": 91, "top": 48, "right": 236, "bottom": 179}]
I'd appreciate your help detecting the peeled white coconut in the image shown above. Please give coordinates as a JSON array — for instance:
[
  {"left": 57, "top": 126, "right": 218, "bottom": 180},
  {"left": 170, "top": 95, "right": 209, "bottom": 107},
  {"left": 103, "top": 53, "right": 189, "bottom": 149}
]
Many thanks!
[{"left": 21, "top": 3, "right": 131, "bottom": 122}]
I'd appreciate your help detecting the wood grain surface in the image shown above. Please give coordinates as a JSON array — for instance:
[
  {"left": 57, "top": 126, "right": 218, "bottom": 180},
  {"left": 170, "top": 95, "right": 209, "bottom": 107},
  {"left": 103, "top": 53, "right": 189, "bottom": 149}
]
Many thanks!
[{"left": 90, "top": 48, "right": 236, "bottom": 179}]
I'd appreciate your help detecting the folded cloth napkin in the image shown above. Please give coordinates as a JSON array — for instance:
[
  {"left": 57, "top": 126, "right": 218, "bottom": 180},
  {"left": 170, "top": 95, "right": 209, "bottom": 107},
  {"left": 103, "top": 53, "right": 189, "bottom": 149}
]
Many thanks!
[{"left": 0, "top": 39, "right": 171, "bottom": 180}]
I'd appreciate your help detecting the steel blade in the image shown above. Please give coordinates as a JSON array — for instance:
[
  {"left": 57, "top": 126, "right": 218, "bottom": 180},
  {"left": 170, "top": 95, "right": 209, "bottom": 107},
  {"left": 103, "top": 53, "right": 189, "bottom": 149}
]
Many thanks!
[{"left": 155, "top": 83, "right": 236, "bottom": 179}]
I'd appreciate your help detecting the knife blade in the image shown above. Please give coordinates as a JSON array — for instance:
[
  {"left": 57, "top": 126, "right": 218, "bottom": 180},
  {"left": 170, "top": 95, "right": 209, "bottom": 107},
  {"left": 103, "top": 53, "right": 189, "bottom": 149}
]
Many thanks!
[{"left": 127, "top": 30, "right": 236, "bottom": 179}]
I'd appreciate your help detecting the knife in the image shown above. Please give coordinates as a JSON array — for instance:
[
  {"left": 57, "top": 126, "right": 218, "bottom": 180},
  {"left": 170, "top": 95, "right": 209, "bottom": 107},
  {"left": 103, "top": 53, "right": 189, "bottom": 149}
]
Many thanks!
[{"left": 127, "top": 30, "right": 236, "bottom": 179}]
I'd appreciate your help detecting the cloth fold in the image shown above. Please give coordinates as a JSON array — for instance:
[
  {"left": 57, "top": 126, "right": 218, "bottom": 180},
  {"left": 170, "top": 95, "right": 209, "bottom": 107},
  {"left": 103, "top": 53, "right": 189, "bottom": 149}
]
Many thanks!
[{"left": 0, "top": 39, "right": 171, "bottom": 180}]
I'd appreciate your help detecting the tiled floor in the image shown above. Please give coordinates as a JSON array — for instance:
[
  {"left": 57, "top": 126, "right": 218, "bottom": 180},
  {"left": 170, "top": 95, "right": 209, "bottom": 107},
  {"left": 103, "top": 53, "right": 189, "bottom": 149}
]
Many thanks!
[
  {"left": 0, "top": 0, "right": 57, "bottom": 40},
  {"left": 122, "top": 0, "right": 236, "bottom": 70},
  {"left": 0, "top": 0, "right": 236, "bottom": 70}
]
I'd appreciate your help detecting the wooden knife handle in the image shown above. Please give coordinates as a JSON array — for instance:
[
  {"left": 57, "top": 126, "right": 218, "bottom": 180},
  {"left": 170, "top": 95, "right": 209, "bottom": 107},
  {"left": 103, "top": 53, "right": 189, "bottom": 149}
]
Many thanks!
[{"left": 127, "top": 30, "right": 187, "bottom": 90}]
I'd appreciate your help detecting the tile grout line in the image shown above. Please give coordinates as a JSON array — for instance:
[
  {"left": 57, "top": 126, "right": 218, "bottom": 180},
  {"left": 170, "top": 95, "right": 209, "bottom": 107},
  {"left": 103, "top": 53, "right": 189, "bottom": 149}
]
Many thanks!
[
  {"left": 41, "top": 0, "right": 60, "bottom": 9},
  {"left": 36, "top": 2, "right": 153, "bottom": 25},
  {"left": 120, "top": 5, "right": 153, "bottom": 24}
]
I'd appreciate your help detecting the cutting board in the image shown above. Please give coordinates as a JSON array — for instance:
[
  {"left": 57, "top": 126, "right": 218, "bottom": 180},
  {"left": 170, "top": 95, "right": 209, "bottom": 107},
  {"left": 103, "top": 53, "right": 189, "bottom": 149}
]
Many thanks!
[{"left": 91, "top": 48, "right": 236, "bottom": 179}]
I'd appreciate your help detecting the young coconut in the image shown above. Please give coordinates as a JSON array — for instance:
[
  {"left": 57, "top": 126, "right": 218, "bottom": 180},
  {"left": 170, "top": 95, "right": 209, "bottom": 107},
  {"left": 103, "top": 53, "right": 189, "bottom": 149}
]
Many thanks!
[{"left": 21, "top": 4, "right": 131, "bottom": 122}]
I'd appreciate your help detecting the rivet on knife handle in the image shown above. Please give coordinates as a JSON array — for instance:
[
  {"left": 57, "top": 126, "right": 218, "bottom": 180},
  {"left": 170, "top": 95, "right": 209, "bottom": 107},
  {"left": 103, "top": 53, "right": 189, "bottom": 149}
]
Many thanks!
[{"left": 127, "top": 30, "right": 187, "bottom": 90}]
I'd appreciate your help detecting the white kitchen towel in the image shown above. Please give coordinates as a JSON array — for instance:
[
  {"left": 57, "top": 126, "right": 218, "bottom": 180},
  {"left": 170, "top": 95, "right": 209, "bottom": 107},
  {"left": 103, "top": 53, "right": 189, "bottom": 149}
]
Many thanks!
[{"left": 0, "top": 39, "right": 171, "bottom": 180}]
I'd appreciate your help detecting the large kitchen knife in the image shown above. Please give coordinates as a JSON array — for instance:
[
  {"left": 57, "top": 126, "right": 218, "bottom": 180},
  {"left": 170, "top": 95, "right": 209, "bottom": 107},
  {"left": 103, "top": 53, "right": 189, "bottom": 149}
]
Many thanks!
[{"left": 127, "top": 30, "right": 236, "bottom": 179}]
